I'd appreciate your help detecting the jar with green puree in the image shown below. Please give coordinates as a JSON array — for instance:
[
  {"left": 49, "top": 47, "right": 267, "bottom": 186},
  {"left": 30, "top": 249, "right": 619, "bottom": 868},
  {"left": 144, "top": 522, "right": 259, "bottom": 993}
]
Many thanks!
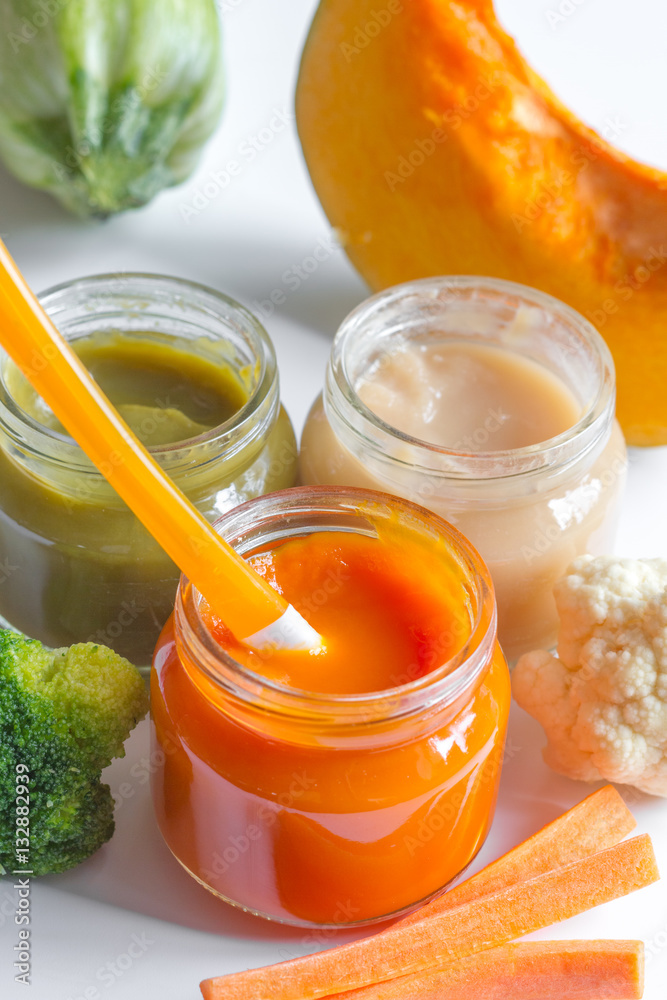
[{"left": 0, "top": 274, "right": 298, "bottom": 665}]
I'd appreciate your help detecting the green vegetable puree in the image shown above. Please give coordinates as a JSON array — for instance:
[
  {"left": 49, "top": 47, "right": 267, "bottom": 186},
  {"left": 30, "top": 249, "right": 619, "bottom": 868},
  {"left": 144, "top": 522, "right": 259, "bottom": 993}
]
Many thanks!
[
  {"left": 0, "top": 332, "right": 298, "bottom": 665},
  {"left": 9, "top": 332, "right": 249, "bottom": 446}
]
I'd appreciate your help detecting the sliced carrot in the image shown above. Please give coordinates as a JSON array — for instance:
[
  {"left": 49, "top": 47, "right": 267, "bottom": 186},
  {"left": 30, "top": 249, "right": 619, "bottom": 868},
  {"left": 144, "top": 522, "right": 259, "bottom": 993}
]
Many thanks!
[
  {"left": 395, "top": 785, "right": 636, "bottom": 929},
  {"left": 327, "top": 940, "right": 645, "bottom": 1000},
  {"left": 199, "top": 834, "right": 658, "bottom": 1000}
]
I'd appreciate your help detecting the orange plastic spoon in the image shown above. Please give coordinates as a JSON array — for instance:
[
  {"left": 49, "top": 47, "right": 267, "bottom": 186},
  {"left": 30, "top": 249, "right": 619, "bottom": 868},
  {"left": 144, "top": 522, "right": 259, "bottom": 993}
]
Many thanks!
[{"left": 0, "top": 242, "right": 320, "bottom": 651}]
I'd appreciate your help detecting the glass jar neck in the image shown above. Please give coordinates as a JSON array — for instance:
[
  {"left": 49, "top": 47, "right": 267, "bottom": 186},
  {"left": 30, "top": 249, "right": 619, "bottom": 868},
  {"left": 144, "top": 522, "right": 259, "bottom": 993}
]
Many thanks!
[
  {"left": 0, "top": 273, "right": 280, "bottom": 499},
  {"left": 171, "top": 486, "right": 498, "bottom": 749},
  {"left": 324, "top": 276, "right": 617, "bottom": 500}
]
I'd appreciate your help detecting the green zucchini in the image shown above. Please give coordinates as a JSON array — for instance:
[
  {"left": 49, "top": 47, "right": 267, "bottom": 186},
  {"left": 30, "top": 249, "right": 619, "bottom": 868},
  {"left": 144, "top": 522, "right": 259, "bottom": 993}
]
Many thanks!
[{"left": 0, "top": 0, "right": 225, "bottom": 217}]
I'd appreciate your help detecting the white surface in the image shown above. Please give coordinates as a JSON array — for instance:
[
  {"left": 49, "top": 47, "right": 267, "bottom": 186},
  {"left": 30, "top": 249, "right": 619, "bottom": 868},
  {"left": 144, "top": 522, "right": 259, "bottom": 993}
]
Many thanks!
[{"left": 2, "top": 1, "right": 667, "bottom": 997}]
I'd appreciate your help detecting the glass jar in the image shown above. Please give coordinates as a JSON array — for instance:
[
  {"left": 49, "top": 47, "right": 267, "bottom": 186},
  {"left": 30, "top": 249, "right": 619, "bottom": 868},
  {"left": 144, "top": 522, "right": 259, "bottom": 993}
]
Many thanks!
[
  {"left": 150, "top": 485, "right": 510, "bottom": 928},
  {"left": 300, "top": 277, "right": 627, "bottom": 662},
  {"left": 0, "top": 274, "right": 298, "bottom": 664}
]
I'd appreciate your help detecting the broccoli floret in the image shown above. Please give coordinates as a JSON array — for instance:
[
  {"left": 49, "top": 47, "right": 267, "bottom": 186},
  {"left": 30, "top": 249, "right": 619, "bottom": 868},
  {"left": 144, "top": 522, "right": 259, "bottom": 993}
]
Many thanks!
[{"left": 0, "top": 630, "right": 148, "bottom": 875}]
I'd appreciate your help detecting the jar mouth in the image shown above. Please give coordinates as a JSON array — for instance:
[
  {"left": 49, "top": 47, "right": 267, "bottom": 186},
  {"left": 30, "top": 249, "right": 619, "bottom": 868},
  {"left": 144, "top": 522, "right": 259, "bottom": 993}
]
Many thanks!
[
  {"left": 0, "top": 272, "right": 279, "bottom": 473},
  {"left": 174, "top": 485, "right": 497, "bottom": 726},
  {"left": 329, "top": 276, "right": 616, "bottom": 481}
]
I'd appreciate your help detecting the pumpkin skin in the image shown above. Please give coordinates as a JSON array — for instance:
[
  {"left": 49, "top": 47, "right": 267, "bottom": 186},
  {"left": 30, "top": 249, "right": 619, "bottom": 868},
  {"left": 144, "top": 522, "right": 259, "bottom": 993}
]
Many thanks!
[{"left": 296, "top": 0, "right": 667, "bottom": 445}]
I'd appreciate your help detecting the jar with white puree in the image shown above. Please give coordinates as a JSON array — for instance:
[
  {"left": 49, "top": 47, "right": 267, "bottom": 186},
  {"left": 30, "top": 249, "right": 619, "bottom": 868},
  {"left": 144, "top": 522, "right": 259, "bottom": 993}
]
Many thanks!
[{"left": 300, "top": 277, "right": 627, "bottom": 662}]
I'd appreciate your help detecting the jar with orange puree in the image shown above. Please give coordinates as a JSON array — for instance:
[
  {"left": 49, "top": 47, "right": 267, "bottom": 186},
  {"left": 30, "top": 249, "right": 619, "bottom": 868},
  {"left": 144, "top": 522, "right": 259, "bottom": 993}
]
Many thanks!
[{"left": 150, "top": 486, "right": 510, "bottom": 927}]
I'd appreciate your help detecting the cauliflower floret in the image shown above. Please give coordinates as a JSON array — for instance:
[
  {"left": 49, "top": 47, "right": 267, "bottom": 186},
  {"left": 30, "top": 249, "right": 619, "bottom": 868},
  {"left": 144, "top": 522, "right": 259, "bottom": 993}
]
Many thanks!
[{"left": 513, "top": 555, "right": 667, "bottom": 797}]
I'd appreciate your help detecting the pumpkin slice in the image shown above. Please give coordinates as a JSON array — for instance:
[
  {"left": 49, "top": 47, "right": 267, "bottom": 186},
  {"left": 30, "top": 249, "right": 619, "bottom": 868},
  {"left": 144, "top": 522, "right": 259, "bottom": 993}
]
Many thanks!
[{"left": 297, "top": 0, "right": 667, "bottom": 445}]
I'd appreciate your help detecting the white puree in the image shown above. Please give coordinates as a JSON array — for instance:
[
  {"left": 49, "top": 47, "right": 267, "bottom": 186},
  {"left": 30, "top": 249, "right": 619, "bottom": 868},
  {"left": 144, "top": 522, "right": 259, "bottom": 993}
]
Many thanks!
[{"left": 357, "top": 341, "right": 582, "bottom": 452}]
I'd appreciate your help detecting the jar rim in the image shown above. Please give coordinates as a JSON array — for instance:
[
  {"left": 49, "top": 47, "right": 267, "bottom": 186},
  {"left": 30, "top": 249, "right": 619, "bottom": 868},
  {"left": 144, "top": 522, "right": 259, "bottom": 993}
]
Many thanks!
[
  {"left": 328, "top": 275, "right": 616, "bottom": 482},
  {"left": 0, "top": 272, "right": 279, "bottom": 473},
  {"left": 173, "top": 485, "right": 498, "bottom": 727}
]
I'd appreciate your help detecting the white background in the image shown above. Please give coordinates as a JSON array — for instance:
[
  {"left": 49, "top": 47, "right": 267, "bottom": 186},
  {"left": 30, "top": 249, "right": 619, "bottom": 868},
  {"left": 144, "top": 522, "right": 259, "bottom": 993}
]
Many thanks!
[{"left": 2, "top": 1, "right": 667, "bottom": 997}]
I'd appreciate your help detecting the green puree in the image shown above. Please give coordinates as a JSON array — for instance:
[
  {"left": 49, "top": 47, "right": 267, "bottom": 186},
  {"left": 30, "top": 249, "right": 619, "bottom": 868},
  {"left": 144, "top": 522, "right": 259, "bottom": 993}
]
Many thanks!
[
  {"left": 0, "top": 331, "right": 298, "bottom": 665},
  {"left": 11, "top": 332, "right": 249, "bottom": 445}
]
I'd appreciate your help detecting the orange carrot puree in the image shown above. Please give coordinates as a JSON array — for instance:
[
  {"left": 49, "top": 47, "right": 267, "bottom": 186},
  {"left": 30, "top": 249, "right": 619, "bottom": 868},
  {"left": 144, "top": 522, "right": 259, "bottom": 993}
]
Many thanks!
[
  {"left": 150, "top": 526, "right": 510, "bottom": 926},
  {"left": 204, "top": 530, "right": 473, "bottom": 693}
]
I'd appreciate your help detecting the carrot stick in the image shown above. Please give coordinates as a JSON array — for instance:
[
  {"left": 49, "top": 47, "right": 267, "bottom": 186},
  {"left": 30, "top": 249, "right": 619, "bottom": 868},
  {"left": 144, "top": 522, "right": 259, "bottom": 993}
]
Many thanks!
[
  {"left": 327, "top": 940, "right": 645, "bottom": 1000},
  {"left": 327, "top": 787, "right": 640, "bottom": 1000},
  {"left": 200, "top": 834, "right": 658, "bottom": 1000},
  {"left": 395, "top": 785, "right": 636, "bottom": 929}
]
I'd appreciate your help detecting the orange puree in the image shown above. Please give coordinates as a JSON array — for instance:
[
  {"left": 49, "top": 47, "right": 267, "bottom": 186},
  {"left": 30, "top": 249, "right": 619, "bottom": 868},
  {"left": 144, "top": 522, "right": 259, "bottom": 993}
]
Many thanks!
[
  {"left": 150, "top": 522, "right": 510, "bottom": 926},
  {"left": 204, "top": 531, "right": 472, "bottom": 694}
]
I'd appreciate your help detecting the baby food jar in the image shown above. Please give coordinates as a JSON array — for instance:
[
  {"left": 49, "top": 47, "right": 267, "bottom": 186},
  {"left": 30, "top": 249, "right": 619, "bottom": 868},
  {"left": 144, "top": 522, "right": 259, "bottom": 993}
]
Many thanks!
[
  {"left": 0, "top": 274, "right": 298, "bottom": 665},
  {"left": 300, "top": 277, "right": 627, "bottom": 662},
  {"left": 151, "top": 486, "right": 510, "bottom": 928}
]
